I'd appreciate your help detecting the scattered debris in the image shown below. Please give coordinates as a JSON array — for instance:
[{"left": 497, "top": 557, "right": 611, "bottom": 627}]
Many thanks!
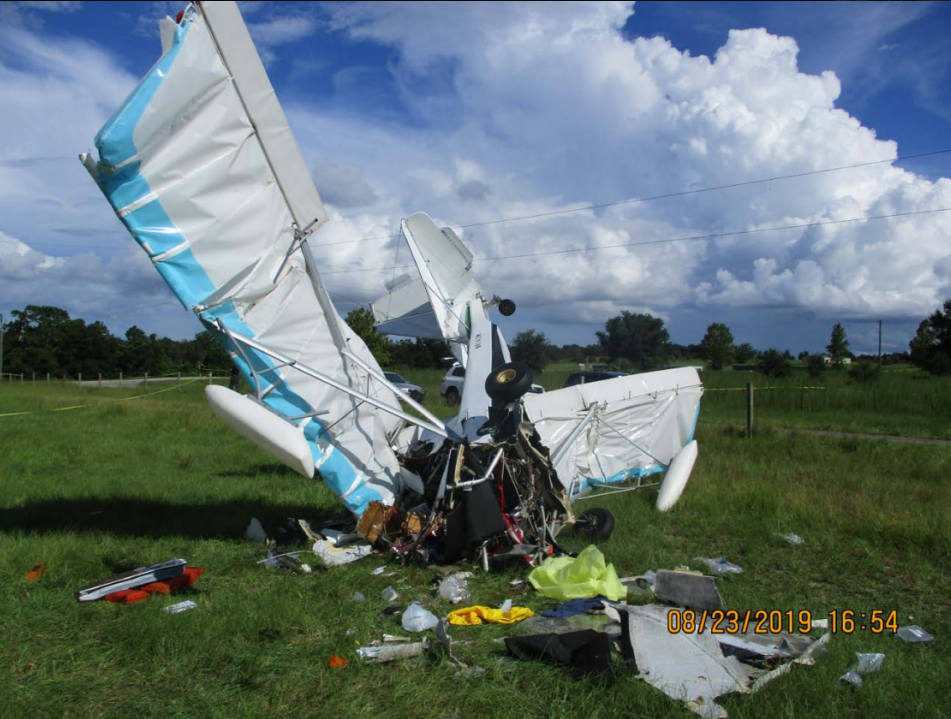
[
  {"left": 371, "top": 566, "right": 388, "bottom": 576},
  {"left": 382, "top": 634, "right": 411, "bottom": 643},
  {"left": 749, "top": 633, "right": 831, "bottom": 693},
  {"left": 382, "top": 586, "right": 400, "bottom": 604},
  {"left": 455, "top": 666, "right": 486, "bottom": 679},
  {"left": 245, "top": 517, "right": 267, "bottom": 543},
  {"left": 447, "top": 605, "right": 534, "bottom": 626},
  {"left": 402, "top": 603, "right": 440, "bottom": 632},
  {"left": 104, "top": 567, "right": 204, "bottom": 605},
  {"left": 164, "top": 600, "right": 197, "bottom": 614},
  {"left": 357, "top": 641, "right": 428, "bottom": 663},
  {"left": 312, "top": 538, "right": 373, "bottom": 567},
  {"left": 25, "top": 563, "right": 47, "bottom": 583},
  {"left": 775, "top": 533, "right": 804, "bottom": 546},
  {"left": 437, "top": 574, "right": 472, "bottom": 604},
  {"left": 528, "top": 545, "right": 626, "bottom": 601},
  {"left": 897, "top": 625, "right": 934, "bottom": 643},
  {"left": 505, "top": 629, "right": 612, "bottom": 676},
  {"left": 76, "top": 559, "right": 188, "bottom": 602},
  {"left": 811, "top": 618, "right": 829, "bottom": 630},
  {"left": 542, "top": 596, "right": 611, "bottom": 619},
  {"left": 297, "top": 518, "right": 322, "bottom": 542},
  {"left": 617, "top": 605, "right": 749, "bottom": 718},
  {"left": 694, "top": 557, "right": 744, "bottom": 575},
  {"left": 435, "top": 618, "right": 467, "bottom": 667},
  {"left": 328, "top": 655, "right": 348, "bottom": 669},
  {"left": 353, "top": 592, "right": 367, "bottom": 603},
  {"left": 620, "top": 570, "right": 656, "bottom": 589},
  {"left": 841, "top": 652, "right": 885, "bottom": 687},
  {"left": 653, "top": 569, "right": 725, "bottom": 611}
]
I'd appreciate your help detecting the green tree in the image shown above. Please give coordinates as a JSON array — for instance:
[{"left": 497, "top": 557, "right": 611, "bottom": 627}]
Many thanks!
[
  {"left": 510, "top": 330, "right": 553, "bottom": 373},
  {"left": 806, "top": 354, "right": 826, "bottom": 379},
  {"left": 909, "top": 300, "right": 951, "bottom": 375},
  {"left": 826, "top": 323, "right": 850, "bottom": 368},
  {"left": 699, "top": 322, "right": 735, "bottom": 370},
  {"left": 596, "top": 311, "right": 669, "bottom": 371},
  {"left": 849, "top": 360, "right": 881, "bottom": 382},
  {"left": 345, "top": 307, "right": 392, "bottom": 366},
  {"left": 735, "top": 343, "right": 758, "bottom": 363},
  {"left": 758, "top": 348, "right": 791, "bottom": 378}
]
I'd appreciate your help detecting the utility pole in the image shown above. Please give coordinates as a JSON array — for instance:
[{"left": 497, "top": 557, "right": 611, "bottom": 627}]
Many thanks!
[{"left": 878, "top": 319, "right": 882, "bottom": 365}]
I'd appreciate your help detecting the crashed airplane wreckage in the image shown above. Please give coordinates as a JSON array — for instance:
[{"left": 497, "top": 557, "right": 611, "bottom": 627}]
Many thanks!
[{"left": 81, "top": 1, "right": 703, "bottom": 568}]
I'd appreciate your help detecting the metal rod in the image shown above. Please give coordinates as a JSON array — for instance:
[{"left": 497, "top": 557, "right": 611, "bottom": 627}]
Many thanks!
[
  {"left": 219, "top": 321, "right": 261, "bottom": 398},
  {"left": 550, "top": 404, "right": 598, "bottom": 469},
  {"left": 215, "top": 321, "right": 449, "bottom": 438},
  {"left": 453, "top": 448, "right": 504, "bottom": 489},
  {"left": 341, "top": 348, "right": 450, "bottom": 435},
  {"left": 597, "top": 415, "right": 667, "bottom": 467}
]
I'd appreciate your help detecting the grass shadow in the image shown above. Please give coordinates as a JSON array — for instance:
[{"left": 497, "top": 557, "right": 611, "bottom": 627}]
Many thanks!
[
  {"left": 215, "top": 463, "right": 302, "bottom": 479},
  {"left": 0, "top": 497, "right": 342, "bottom": 540}
]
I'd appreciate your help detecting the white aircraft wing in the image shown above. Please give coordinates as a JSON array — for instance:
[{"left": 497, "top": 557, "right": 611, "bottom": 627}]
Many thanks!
[
  {"left": 523, "top": 368, "right": 703, "bottom": 498},
  {"left": 80, "top": 1, "right": 406, "bottom": 515}
]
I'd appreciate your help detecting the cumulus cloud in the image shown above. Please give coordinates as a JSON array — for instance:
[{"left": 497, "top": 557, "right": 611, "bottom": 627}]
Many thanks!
[{"left": 3, "top": 1, "right": 949, "bottom": 351}]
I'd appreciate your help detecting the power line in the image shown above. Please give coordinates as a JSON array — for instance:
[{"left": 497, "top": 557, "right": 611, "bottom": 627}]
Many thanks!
[
  {"left": 319, "top": 206, "right": 951, "bottom": 275},
  {"left": 315, "top": 147, "right": 951, "bottom": 247}
]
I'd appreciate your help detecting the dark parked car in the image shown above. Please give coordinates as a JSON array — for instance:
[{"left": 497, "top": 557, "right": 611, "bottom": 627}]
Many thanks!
[{"left": 563, "top": 371, "right": 629, "bottom": 388}]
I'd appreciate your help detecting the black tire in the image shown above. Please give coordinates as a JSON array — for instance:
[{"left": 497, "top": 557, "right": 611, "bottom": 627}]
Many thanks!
[
  {"left": 445, "top": 387, "right": 460, "bottom": 406},
  {"left": 498, "top": 299, "right": 517, "bottom": 316},
  {"left": 484, "top": 361, "right": 534, "bottom": 403},
  {"left": 576, "top": 507, "right": 615, "bottom": 541}
]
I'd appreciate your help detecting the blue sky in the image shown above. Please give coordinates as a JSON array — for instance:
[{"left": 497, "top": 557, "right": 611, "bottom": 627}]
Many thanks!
[{"left": 2, "top": 1, "right": 950, "bottom": 356}]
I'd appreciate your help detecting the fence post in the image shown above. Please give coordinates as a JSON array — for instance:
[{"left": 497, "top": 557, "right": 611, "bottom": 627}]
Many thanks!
[
  {"left": 78, "top": 372, "right": 82, "bottom": 387},
  {"left": 177, "top": 372, "right": 181, "bottom": 390},
  {"left": 746, "top": 382, "right": 754, "bottom": 438},
  {"left": 119, "top": 372, "right": 123, "bottom": 389},
  {"left": 145, "top": 372, "right": 148, "bottom": 387},
  {"left": 20, "top": 373, "right": 24, "bottom": 384},
  {"left": 208, "top": 371, "right": 212, "bottom": 386},
  {"left": 46, "top": 372, "right": 50, "bottom": 385},
  {"left": 98, "top": 373, "right": 102, "bottom": 389},
  {"left": 32, "top": 372, "right": 35, "bottom": 386}
]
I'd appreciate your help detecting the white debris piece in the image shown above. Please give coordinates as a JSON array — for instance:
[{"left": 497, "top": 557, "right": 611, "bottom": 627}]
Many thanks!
[
  {"left": 897, "top": 625, "right": 934, "bottom": 643},
  {"left": 619, "top": 605, "right": 749, "bottom": 718},
  {"left": 245, "top": 517, "right": 267, "bottom": 543},
  {"left": 402, "top": 603, "right": 439, "bottom": 633},
  {"left": 694, "top": 557, "right": 744, "bottom": 575},
  {"left": 840, "top": 652, "right": 885, "bottom": 687},
  {"left": 164, "top": 600, "right": 197, "bottom": 614},
  {"left": 312, "top": 538, "right": 373, "bottom": 567}
]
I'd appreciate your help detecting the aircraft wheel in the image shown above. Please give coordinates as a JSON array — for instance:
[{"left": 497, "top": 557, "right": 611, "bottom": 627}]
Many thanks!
[
  {"left": 576, "top": 507, "right": 615, "bottom": 541},
  {"left": 484, "top": 361, "right": 534, "bottom": 403}
]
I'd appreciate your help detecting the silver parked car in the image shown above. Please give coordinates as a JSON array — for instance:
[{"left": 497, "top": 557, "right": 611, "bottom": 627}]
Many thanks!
[
  {"left": 440, "top": 364, "right": 544, "bottom": 405},
  {"left": 384, "top": 372, "right": 425, "bottom": 403}
]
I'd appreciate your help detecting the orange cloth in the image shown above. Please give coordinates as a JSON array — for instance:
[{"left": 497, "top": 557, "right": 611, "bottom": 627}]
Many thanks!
[{"left": 105, "top": 566, "right": 204, "bottom": 604}]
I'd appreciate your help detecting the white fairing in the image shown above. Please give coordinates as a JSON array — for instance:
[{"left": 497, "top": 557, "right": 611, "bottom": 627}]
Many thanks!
[
  {"left": 656, "top": 440, "right": 697, "bottom": 511},
  {"left": 523, "top": 368, "right": 702, "bottom": 497},
  {"left": 205, "top": 385, "right": 315, "bottom": 479},
  {"left": 81, "top": 2, "right": 402, "bottom": 515},
  {"left": 371, "top": 213, "right": 482, "bottom": 367}
]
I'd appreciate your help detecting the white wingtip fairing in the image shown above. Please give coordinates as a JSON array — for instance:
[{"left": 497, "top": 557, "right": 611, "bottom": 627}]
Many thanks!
[{"left": 205, "top": 385, "right": 315, "bottom": 479}]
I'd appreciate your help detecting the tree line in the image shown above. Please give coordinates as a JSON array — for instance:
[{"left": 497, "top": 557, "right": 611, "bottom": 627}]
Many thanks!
[
  {"left": 0, "top": 305, "right": 231, "bottom": 378},
  {"left": 3, "top": 301, "right": 949, "bottom": 380}
]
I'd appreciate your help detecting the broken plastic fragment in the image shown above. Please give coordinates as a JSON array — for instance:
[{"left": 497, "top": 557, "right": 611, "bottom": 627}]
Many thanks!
[
  {"left": 694, "top": 556, "right": 744, "bottom": 575},
  {"left": 245, "top": 518, "right": 267, "bottom": 543},
  {"left": 382, "top": 586, "right": 400, "bottom": 604},
  {"left": 25, "top": 563, "right": 47, "bottom": 583},
  {"left": 775, "top": 533, "right": 804, "bottom": 545},
  {"left": 438, "top": 575, "right": 471, "bottom": 604},
  {"left": 164, "top": 600, "right": 197, "bottom": 614},
  {"left": 353, "top": 592, "right": 367, "bottom": 603},
  {"left": 312, "top": 538, "right": 373, "bottom": 567},
  {"left": 654, "top": 570, "right": 724, "bottom": 611},
  {"left": 371, "top": 566, "right": 387, "bottom": 576},
  {"left": 328, "top": 654, "right": 348, "bottom": 668},
  {"left": 402, "top": 603, "right": 440, "bottom": 632},
  {"left": 896, "top": 625, "right": 934, "bottom": 643},
  {"left": 528, "top": 545, "right": 626, "bottom": 601},
  {"left": 840, "top": 652, "right": 885, "bottom": 687}
]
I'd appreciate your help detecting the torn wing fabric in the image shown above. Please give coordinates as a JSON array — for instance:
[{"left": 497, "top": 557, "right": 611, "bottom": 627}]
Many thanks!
[
  {"left": 370, "top": 213, "right": 481, "bottom": 364},
  {"left": 80, "top": 3, "right": 402, "bottom": 515},
  {"left": 523, "top": 368, "right": 702, "bottom": 497}
]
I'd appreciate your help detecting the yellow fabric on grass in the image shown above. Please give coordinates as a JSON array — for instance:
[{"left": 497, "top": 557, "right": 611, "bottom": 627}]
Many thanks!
[
  {"left": 446, "top": 605, "right": 535, "bottom": 626},
  {"left": 528, "top": 545, "right": 627, "bottom": 601}
]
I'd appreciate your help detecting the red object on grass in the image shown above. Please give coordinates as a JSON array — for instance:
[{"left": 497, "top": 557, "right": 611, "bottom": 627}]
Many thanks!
[
  {"left": 25, "top": 563, "right": 47, "bottom": 583},
  {"left": 105, "top": 566, "right": 204, "bottom": 604},
  {"left": 328, "top": 655, "right": 348, "bottom": 669}
]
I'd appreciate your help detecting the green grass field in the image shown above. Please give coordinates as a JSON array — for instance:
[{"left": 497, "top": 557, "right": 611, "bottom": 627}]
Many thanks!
[{"left": 1, "top": 378, "right": 950, "bottom": 718}]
